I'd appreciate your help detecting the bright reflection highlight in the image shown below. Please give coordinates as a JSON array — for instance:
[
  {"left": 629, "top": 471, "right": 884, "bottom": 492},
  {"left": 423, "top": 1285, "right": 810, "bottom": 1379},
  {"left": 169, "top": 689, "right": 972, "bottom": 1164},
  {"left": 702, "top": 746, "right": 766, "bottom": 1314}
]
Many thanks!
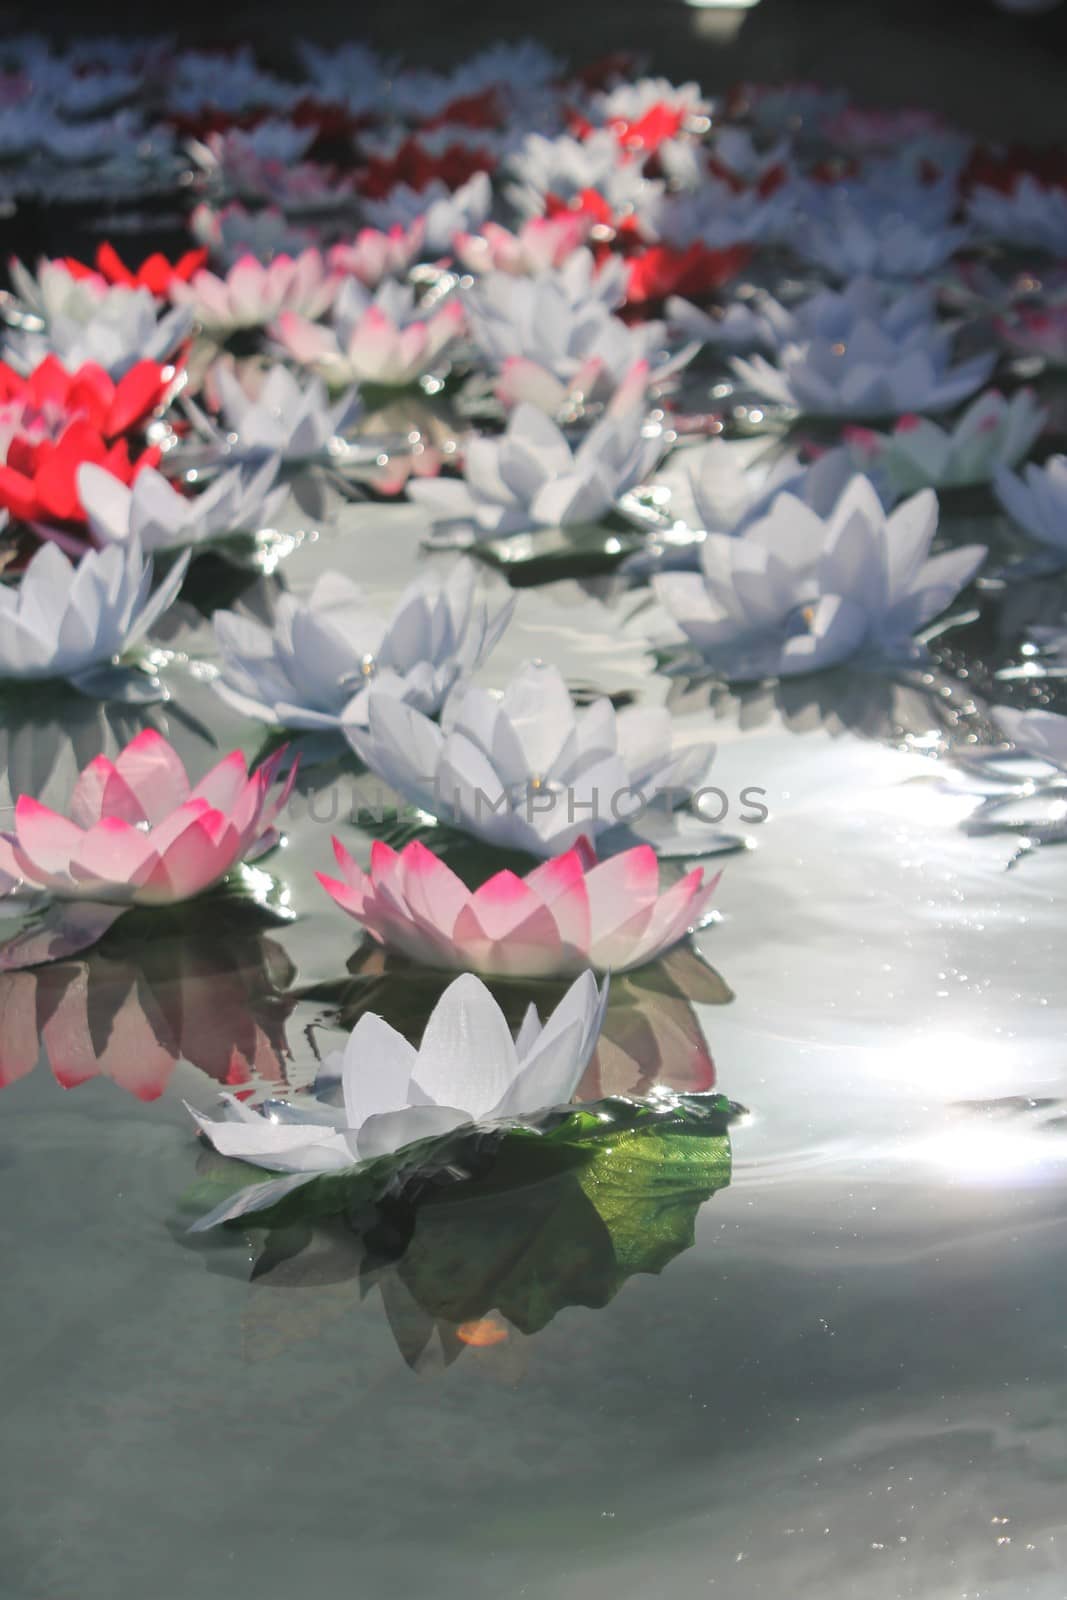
[{"left": 916, "top": 1122, "right": 1067, "bottom": 1188}]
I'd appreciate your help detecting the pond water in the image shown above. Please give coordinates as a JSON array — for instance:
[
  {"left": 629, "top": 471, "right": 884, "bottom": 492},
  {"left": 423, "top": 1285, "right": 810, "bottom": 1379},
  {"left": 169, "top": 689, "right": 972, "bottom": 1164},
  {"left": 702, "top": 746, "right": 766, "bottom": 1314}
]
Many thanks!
[{"left": 3, "top": 462, "right": 1067, "bottom": 1600}]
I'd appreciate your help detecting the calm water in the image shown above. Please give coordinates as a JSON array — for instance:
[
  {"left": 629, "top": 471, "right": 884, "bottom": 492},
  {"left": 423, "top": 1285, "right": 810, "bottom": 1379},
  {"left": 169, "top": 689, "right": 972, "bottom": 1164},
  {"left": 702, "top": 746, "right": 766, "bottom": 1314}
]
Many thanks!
[{"left": 3, "top": 458, "right": 1067, "bottom": 1600}]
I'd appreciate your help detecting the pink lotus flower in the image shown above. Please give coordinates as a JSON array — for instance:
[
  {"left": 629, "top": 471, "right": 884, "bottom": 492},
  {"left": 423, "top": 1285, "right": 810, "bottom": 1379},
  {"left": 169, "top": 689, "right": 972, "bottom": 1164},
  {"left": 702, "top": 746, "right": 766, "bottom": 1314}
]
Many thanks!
[
  {"left": 274, "top": 279, "right": 465, "bottom": 389},
  {"left": 317, "top": 836, "right": 719, "bottom": 977},
  {"left": 328, "top": 223, "right": 426, "bottom": 287},
  {"left": 170, "top": 250, "right": 340, "bottom": 336},
  {"left": 0, "top": 730, "right": 296, "bottom": 957},
  {"left": 453, "top": 215, "right": 591, "bottom": 277}
]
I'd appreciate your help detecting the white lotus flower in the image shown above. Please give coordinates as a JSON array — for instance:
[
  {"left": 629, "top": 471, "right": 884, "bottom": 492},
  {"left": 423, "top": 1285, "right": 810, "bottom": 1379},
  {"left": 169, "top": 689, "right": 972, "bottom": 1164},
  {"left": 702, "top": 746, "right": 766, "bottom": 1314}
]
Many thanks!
[
  {"left": 187, "top": 968, "right": 609, "bottom": 1221},
  {"left": 191, "top": 120, "right": 317, "bottom": 170},
  {"left": 407, "top": 402, "right": 665, "bottom": 537},
  {"left": 968, "top": 178, "right": 1067, "bottom": 257},
  {"left": 994, "top": 454, "right": 1067, "bottom": 557},
  {"left": 190, "top": 202, "right": 317, "bottom": 269},
  {"left": 77, "top": 457, "right": 286, "bottom": 554},
  {"left": 674, "top": 279, "right": 931, "bottom": 361},
  {"left": 656, "top": 179, "right": 796, "bottom": 250},
  {"left": 666, "top": 437, "right": 871, "bottom": 536},
  {"left": 845, "top": 390, "right": 1046, "bottom": 494},
  {"left": 653, "top": 476, "right": 985, "bottom": 681},
  {"left": 792, "top": 170, "right": 969, "bottom": 280},
  {"left": 345, "top": 660, "right": 713, "bottom": 857},
  {"left": 464, "top": 267, "right": 692, "bottom": 416},
  {"left": 3, "top": 266, "right": 192, "bottom": 380},
  {"left": 212, "top": 562, "right": 515, "bottom": 729},
  {"left": 666, "top": 293, "right": 788, "bottom": 356},
  {"left": 733, "top": 315, "right": 995, "bottom": 420},
  {"left": 361, "top": 171, "right": 492, "bottom": 256},
  {"left": 169, "top": 251, "right": 340, "bottom": 336},
  {"left": 167, "top": 46, "right": 296, "bottom": 116},
  {"left": 0, "top": 539, "right": 189, "bottom": 693},
  {"left": 273, "top": 278, "right": 465, "bottom": 389},
  {"left": 201, "top": 365, "right": 361, "bottom": 463}
]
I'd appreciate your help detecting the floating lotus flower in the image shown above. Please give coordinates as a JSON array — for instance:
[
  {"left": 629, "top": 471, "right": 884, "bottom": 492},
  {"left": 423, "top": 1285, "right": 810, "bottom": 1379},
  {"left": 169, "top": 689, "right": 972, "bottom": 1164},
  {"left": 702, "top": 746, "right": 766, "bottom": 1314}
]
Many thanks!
[
  {"left": 62, "top": 242, "right": 207, "bottom": 298},
  {"left": 77, "top": 456, "right": 286, "bottom": 555},
  {"left": 666, "top": 293, "right": 784, "bottom": 356},
  {"left": 0, "top": 731, "right": 296, "bottom": 968},
  {"left": 994, "top": 454, "right": 1067, "bottom": 558},
  {"left": 792, "top": 171, "right": 969, "bottom": 280},
  {"left": 453, "top": 215, "right": 591, "bottom": 277},
  {"left": 0, "top": 355, "right": 176, "bottom": 442},
  {"left": 199, "top": 365, "right": 361, "bottom": 464},
  {"left": 4, "top": 269, "right": 192, "bottom": 382},
  {"left": 0, "top": 538, "right": 188, "bottom": 696},
  {"left": 844, "top": 390, "right": 1046, "bottom": 494},
  {"left": 655, "top": 179, "right": 797, "bottom": 251},
  {"left": 345, "top": 660, "right": 713, "bottom": 856},
  {"left": 464, "top": 266, "right": 693, "bottom": 416},
  {"left": 212, "top": 562, "right": 514, "bottom": 729},
  {"left": 968, "top": 177, "right": 1067, "bottom": 257},
  {"left": 317, "top": 836, "right": 719, "bottom": 976},
  {"left": 734, "top": 318, "right": 995, "bottom": 420},
  {"left": 653, "top": 476, "right": 985, "bottom": 680},
  {"left": 649, "top": 437, "right": 866, "bottom": 545},
  {"left": 506, "top": 129, "right": 662, "bottom": 223},
  {"left": 327, "top": 223, "right": 426, "bottom": 287},
  {"left": 188, "top": 968, "right": 609, "bottom": 1182},
  {"left": 407, "top": 402, "right": 665, "bottom": 537},
  {"left": 274, "top": 279, "right": 465, "bottom": 389},
  {"left": 190, "top": 202, "right": 317, "bottom": 270},
  {"left": 169, "top": 250, "right": 340, "bottom": 337},
  {"left": 0, "top": 417, "right": 161, "bottom": 547},
  {"left": 361, "top": 171, "right": 492, "bottom": 255}
]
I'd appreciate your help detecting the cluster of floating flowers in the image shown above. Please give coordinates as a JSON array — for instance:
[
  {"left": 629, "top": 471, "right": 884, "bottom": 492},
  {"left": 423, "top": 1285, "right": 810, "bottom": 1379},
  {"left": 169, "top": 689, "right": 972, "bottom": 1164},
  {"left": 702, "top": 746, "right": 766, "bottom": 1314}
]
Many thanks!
[{"left": 1, "top": 36, "right": 1066, "bottom": 1204}]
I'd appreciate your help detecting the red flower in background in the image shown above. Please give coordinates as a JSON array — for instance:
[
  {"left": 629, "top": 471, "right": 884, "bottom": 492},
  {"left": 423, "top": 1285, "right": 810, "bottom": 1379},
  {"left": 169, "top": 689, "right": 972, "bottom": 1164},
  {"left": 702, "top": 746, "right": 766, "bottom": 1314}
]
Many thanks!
[
  {"left": 0, "top": 356, "right": 175, "bottom": 441},
  {"left": 960, "top": 143, "right": 1067, "bottom": 197},
  {"left": 420, "top": 88, "right": 504, "bottom": 132},
  {"left": 358, "top": 137, "right": 495, "bottom": 199},
  {"left": 0, "top": 418, "right": 160, "bottom": 538},
  {"left": 624, "top": 242, "right": 752, "bottom": 307},
  {"left": 62, "top": 242, "right": 207, "bottom": 298}
]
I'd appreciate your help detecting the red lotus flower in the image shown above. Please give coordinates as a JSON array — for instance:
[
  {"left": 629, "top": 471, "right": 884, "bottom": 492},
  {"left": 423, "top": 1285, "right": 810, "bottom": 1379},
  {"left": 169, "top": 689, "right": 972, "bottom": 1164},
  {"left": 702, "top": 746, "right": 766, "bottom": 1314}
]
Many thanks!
[
  {"left": 421, "top": 88, "right": 503, "bottom": 132},
  {"left": 624, "top": 242, "right": 752, "bottom": 307},
  {"left": 358, "top": 137, "right": 495, "bottom": 199},
  {"left": 0, "top": 356, "right": 175, "bottom": 441},
  {"left": 608, "top": 101, "right": 687, "bottom": 156},
  {"left": 0, "top": 417, "right": 160, "bottom": 538},
  {"left": 961, "top": 143, "right": 1067, "bottom": 198},
  {"left": 544, "top": 187, "right": 648, "bottom": 252},
  {"left": 62, "top": 242, "right": 207, "bottom": 297}
]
